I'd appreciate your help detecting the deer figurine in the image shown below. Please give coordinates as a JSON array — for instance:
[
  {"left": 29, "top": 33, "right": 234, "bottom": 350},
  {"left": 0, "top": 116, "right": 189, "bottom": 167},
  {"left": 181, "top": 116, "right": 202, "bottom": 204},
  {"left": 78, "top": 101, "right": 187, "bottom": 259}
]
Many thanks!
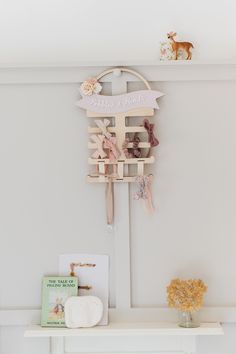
[{"left": 167, "top": 32, "right": 194, "bottom": 60}]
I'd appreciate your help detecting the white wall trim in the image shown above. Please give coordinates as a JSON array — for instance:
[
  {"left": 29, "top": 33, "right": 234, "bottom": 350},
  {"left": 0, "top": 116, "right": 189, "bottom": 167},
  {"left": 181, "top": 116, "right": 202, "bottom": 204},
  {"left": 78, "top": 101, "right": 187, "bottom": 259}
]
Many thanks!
[{"left": 0, "top": 62, "right": 236, "bottom": 84}]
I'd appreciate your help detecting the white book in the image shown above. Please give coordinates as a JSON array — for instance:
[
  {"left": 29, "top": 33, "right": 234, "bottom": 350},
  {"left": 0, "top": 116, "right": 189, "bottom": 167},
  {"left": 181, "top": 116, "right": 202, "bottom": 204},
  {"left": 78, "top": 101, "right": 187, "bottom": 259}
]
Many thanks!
[{"left": 59, "top": 254, "right": 109, "bottom": 325}]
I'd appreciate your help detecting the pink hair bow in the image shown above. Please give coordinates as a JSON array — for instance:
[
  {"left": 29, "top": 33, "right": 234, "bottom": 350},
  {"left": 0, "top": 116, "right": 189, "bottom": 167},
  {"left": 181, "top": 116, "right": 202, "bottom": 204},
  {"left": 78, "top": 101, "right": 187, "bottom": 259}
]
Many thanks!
[
  {"left": 143, "top": 119, "right": 159, "bottom": 147},
  {"left": 134, "top": 175, "right": 154, "bottom": 213},
  {"left": 95, "top": 119, "right": 111, "bottom": 139},
  {"left": 104, "top": 136, "right": 120, "bottom": 161},
  {"left": 90, "top": 134, "right": 107, "bottom": 159}
]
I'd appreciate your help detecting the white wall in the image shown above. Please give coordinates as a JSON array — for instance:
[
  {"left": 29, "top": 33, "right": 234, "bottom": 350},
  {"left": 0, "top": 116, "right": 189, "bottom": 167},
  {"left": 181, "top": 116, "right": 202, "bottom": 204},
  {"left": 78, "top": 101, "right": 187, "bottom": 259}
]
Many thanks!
[
  {"left": 0, "top": 1, "right": 236, "bottom": 354},
  {"left": 131, "top": 80, "right": 236, "bottom": 308},
  {"left": 0, "top": 67, "right": 236, "bottom": 354}
]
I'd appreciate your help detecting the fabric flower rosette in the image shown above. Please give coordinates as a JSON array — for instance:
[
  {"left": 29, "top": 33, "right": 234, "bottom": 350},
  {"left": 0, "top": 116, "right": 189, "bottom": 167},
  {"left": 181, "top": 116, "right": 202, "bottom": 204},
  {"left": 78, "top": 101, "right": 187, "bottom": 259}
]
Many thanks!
[{"left": 80, "top": 78, "right": 102, "bottom": 96}]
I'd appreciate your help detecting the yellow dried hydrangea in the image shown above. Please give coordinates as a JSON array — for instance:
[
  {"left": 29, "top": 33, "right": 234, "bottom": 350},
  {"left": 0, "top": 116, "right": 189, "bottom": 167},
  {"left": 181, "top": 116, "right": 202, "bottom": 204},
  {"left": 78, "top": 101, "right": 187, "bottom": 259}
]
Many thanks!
[{"left": 167, "top": 278, "right": 207, "bottom": 312}]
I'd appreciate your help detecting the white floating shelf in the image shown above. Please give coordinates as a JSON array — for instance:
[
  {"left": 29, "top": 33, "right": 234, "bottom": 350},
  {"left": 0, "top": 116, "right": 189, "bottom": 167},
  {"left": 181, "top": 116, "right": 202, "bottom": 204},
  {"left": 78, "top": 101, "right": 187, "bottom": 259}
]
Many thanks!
[
  {"left": 24, "top": 322, "right": 223, "bottom": 338},
  {"left": 2, "top": 60, "right": 236, "bottom": 84},
  {"left": 1, "top": 60, "right": 236, "bottom": 69}
]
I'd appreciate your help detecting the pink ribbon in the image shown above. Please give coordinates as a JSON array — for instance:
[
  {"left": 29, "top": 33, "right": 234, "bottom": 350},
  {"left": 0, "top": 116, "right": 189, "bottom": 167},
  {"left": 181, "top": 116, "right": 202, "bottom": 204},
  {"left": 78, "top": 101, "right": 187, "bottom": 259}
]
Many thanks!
[
  {"left": 144, "top": 119, "right": 159, "bottom": 147},
  {"left": 90, "top": 134, "right": 107, "bottom": 159},
  {"left": 104, "top": 136, "right": 120, "bottom": 161}
]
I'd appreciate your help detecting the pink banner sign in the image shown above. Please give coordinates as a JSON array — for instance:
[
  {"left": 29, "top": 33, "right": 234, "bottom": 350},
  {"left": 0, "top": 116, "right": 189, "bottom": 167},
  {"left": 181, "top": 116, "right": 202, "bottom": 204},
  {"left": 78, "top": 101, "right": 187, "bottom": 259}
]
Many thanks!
[{"left": 76, "top": 90, "right": 164, "bottom": 114}]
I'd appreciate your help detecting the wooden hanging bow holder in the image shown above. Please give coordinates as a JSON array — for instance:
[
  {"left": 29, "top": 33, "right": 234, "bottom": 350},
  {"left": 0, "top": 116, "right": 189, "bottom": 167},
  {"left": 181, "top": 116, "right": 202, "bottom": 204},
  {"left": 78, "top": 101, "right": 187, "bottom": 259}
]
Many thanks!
[{"left": 77, "top": 67, "right": 163, "bottom": 224}]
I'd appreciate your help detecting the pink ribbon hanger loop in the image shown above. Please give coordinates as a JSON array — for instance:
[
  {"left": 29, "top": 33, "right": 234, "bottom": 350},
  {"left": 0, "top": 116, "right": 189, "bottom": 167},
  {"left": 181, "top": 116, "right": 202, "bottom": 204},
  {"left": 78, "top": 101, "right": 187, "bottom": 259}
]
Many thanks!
[{"left": 104, "top": 136, "right": 120, "bottom": 161}]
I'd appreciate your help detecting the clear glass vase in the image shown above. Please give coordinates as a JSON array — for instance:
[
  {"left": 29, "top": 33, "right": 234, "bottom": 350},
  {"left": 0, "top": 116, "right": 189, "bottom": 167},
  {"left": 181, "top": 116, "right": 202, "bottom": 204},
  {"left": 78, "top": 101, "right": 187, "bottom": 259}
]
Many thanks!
[{"left": 178, "top": 311, "right": 200, "bottom": 328}]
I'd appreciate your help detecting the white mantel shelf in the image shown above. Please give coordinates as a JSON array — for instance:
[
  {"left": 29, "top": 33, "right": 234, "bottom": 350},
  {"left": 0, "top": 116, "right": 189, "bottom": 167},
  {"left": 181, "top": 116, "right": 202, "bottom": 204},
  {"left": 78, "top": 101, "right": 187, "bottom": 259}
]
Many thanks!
[
  {"left": 25, "top": 322, "right": 223, "bottom": 337},
  {"left": 24, "top": 322, "right": 224, "bottom": 354}
]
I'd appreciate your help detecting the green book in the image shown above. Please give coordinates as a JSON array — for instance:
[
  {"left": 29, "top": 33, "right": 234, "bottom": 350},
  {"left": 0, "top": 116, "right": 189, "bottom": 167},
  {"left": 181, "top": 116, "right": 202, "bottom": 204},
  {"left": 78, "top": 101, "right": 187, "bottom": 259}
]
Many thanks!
[{"left": 41, "top": 276, "right": 78, "bottom": 327}]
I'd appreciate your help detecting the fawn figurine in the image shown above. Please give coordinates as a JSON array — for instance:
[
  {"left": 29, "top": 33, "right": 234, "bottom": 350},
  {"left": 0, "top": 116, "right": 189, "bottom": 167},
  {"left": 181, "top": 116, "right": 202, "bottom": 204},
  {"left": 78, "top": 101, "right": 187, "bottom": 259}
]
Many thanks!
[{"left": 167, "top": 32, "right": 194, "bottom": 60}]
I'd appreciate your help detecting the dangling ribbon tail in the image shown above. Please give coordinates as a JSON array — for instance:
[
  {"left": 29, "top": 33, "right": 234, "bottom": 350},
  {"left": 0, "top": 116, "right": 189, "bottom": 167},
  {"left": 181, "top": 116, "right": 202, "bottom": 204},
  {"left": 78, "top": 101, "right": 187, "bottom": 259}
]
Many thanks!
[
  {"left": 145, "top": 175, "right": 154, "bottom": 213},
  {"left": 106, "top": 176, "right": 114, "bottom": 225}
]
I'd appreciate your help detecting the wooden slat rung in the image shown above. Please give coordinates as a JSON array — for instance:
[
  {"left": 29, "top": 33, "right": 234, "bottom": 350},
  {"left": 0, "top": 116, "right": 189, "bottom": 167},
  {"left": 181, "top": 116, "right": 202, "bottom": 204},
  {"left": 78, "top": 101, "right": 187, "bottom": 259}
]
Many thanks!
[
  {"left": 88, "top": 127, "right": 116, "bottom": 134},
  {"left": 86, "top": 108, "right": 154, "bottom": 118},
  {"left": 88, "top": 126, "right": 147, "bottom": 134},
  {"left": 124, "top": 108, "right": 154, "bottom": 117},
  {"left": 86, "top": 111, "right": 113, "bottom": 118},
  {"left": 88, "top": 156, "right": 154, "bottom": 165},
  {"left": 87, "top": 175, "right": 137, "bottom": 183},
  {"left": 125, "top": 127, "right": 147, "bottom": 133},
  {"left": 88, "top": 142, "right": 151, "bottom": 149}
]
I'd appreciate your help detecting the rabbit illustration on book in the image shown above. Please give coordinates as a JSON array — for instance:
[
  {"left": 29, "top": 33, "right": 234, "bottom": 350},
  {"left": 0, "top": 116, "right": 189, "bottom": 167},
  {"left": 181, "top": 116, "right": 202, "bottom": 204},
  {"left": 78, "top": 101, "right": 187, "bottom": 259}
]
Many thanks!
[{"left": 53, "top": 297, "right": 64, "bottom": 314}]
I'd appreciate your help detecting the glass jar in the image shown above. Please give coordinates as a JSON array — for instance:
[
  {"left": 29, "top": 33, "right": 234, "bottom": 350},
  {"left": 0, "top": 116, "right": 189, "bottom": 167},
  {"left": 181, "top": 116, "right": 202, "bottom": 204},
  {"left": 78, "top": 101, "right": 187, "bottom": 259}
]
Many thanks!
[{"left": 178, "top": 311, "right": 200, "bottom": 328}]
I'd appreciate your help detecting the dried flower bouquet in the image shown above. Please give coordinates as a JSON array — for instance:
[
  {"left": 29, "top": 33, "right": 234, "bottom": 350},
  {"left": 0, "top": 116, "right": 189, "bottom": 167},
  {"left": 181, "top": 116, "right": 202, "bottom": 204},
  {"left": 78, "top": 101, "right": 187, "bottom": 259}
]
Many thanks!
[{"left": 167, "top": 278, "right": 207, "bottom": 312}]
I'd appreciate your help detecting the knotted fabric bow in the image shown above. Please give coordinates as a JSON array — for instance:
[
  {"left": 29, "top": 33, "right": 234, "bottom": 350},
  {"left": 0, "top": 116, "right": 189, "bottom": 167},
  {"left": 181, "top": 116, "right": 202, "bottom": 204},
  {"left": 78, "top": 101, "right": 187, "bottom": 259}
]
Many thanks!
[
  {"left": 95, "top": 119, "right": 111, "bottom": 139},
  {"left": 90, "top": 134, "right": 107, "bottom": 159},
  {"left": 122, "top": 135, "right": 141, "bottom": 158},
  {"left": 143, "top": 119, "right": 159, "bottom": 147},
  {"left": 122, "top": 138, "right": 133, "bottom": 158},
  {"left": 132, "top": 134, "right": 142, "bottom": 158},
  {"left": 103, "top": 136, "right": 120, "bottom": 161},
  {"left": 134, "top": 175, "right": 154, "bottom": 213}
]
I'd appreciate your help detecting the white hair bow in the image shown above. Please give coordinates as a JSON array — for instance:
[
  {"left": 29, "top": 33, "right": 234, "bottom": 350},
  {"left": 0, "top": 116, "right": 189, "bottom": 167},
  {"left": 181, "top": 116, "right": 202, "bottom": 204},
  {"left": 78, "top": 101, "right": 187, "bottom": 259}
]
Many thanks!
[
  {"left": 95, "top": 119, "right": 111, "bottom": 139},
  {"left": 90, "top": 134, "right": 107, "bottom": 159}
]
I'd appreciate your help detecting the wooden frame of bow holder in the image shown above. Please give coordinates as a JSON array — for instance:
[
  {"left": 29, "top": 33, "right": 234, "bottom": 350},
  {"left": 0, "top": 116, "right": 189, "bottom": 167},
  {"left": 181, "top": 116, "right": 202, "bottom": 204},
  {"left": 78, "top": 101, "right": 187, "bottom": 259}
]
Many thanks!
[{"left": 76, "top": 67, "right": 164, "bottom": 225}]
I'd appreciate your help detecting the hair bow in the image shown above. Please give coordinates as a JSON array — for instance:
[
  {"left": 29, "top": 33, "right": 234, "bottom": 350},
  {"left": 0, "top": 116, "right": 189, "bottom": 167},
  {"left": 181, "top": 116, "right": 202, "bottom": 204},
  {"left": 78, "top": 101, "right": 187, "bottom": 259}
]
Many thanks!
[
  {"left": 90, "top": 134, "right": 107, "bottom": 159},
  {"left": 95, "top": 119, "right": 111, "bottom": 139},
  {"left": 143, "top": 119, "right": 159, "bottom": 147},
  {"left": 134, "top": 175, "right": 154, "bottom": 213},
  {"left": 122, "top": 138, "right": 133, "bottom": 158},
  {"left": 104, "top": 136, "right": 120, "bottom": 161},
  {"left": 132, "top": 135, "right": 142, "bottom": 158}
]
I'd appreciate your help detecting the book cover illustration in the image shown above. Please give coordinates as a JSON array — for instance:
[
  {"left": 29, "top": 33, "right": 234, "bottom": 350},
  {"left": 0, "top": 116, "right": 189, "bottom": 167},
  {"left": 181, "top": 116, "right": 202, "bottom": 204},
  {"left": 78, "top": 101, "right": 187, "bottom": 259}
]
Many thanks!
[
  {"left": 59, "top": 254, "right": 109, "bottom": 325},
  {"left": 41, "top": 276, "right": 78, "bottom": 327}
]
